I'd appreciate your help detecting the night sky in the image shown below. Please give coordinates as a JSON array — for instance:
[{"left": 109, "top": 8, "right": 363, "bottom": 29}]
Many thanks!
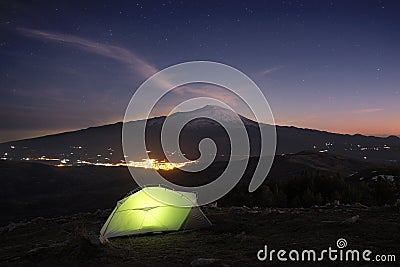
[{"left": 1, "top": 0, "right": 399, "bottom": 142}]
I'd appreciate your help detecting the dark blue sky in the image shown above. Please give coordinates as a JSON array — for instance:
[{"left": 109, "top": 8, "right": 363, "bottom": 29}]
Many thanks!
[{"left": 1, "top": 0, "right": 399, "bottom": 142}]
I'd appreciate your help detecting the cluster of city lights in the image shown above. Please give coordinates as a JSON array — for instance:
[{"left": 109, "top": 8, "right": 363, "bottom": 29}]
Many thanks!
[
  {"left": 127, "top": 158, "right": 196, "bottom": 170},
  {"left": 2, "top": 145, "right": 196, "bottom": 171},
  {"left": 55, "top": 158, "right": 196, "bottom": 170}
]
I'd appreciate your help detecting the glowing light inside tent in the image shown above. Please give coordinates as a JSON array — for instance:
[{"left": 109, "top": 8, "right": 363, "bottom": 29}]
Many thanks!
[{"left": 100, "top": 186, "right": 209, "bottom": 238}]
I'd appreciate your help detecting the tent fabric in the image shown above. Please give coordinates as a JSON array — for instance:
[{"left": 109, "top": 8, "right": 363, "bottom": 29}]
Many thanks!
[{"left": 100, "top": 186, "right": 211, "bottom": 239}]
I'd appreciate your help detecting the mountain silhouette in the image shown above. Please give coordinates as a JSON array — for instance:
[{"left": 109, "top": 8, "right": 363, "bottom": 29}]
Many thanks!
[{"left": 0, "top": 105, "right": 399, "bottom": 163}]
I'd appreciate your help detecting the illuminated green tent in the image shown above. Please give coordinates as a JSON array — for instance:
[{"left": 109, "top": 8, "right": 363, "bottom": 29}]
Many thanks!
[{"left": 100, "top": 186, "right": 211, "bottom": 239}]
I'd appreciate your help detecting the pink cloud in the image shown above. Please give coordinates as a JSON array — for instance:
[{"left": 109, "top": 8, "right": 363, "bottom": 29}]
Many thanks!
[
  {"left": 18, "top": 28, "right": 158, "bottom": 78},
  {"left": 174, "top": 84, "right": 241, "bottom": 107},
  {"left": 353, "top": 108, "right": 384, "bottom": 114}
]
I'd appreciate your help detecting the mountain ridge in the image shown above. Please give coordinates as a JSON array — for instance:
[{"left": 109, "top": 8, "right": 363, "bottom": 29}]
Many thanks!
[
  {"left": 2, "top": 105, "right": 399, "bottom": 144},
  {"left": 0, "top": 105, "right": 399, "bottom": 163}
]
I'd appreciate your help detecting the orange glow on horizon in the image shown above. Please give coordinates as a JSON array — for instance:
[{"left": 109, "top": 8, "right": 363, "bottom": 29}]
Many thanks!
[{"left": 275, "top": 111, "right": 400, "bottom": 137}]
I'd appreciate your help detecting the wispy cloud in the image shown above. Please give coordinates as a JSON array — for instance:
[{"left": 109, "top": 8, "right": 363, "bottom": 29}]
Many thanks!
[
  {"left": 175, "top": 84, "right": 241, "bottom": 107},
  {"left": 18, "top": 28, "right": 158, "bottom": 78},
  {"left": 17, "top": 28, "right": 243, "bottom": 111},
  {"left": 260, "top": 65, "right": 284, "bottom": 76},
  {"left": 353, "top": 108, "right": 384, "bottom": 114}
]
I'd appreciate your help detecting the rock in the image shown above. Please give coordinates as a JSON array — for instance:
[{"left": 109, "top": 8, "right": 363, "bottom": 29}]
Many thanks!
[
  {"left": 87, "top": 234, "right": 101, "bottom": 245},
  {"left": 354, "top": 203, "right": 369, "bottom": 209},
  {"left": 342, "top": 215, "right": 359, "bottom": 224},
  {"left": 93, "top": 209, "right": 111, "bottom": 217},
  {"left": 93, "top": 209, "right": 103, "bottom": 215},
  {"left": 27, "top": 246, "right": 47, "bottom": 254},
  {"left": 322, "top": 215, "right": 360, "bottom": 224},
  {"left": 99, "top": 235, "right": 109, "bottom": 244},
  {"left": 0, "top": 221, "right": 30, "bottom": 233},
  {"left": 25, "top": 240, "right": 70, "bottom": 256},
  {"left": 209, "top": 202, "right": 219, "bottom": 209}
]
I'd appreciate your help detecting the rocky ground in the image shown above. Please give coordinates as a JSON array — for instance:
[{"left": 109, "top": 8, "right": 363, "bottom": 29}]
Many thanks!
[{"left": 0, "top": 204, "right": 399, "bottom": 266}]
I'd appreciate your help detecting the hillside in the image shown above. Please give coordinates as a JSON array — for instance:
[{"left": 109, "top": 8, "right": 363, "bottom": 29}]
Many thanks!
[
  {"left": 1, "top": 150, "right": 398, "bottom": 225},
  {"left": 1, "top": 205, "right": 399, "bottom": 266}
]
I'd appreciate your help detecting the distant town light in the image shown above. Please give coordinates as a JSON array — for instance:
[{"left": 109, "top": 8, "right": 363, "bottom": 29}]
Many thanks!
[{"left": 53, "top": 158, "right": 196, "bottom": 170}]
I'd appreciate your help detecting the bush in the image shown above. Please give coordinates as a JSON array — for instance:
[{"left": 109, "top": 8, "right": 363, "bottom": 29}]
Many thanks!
[{"left": 220, "top": 169, "right": 400, "bottom": 208}]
